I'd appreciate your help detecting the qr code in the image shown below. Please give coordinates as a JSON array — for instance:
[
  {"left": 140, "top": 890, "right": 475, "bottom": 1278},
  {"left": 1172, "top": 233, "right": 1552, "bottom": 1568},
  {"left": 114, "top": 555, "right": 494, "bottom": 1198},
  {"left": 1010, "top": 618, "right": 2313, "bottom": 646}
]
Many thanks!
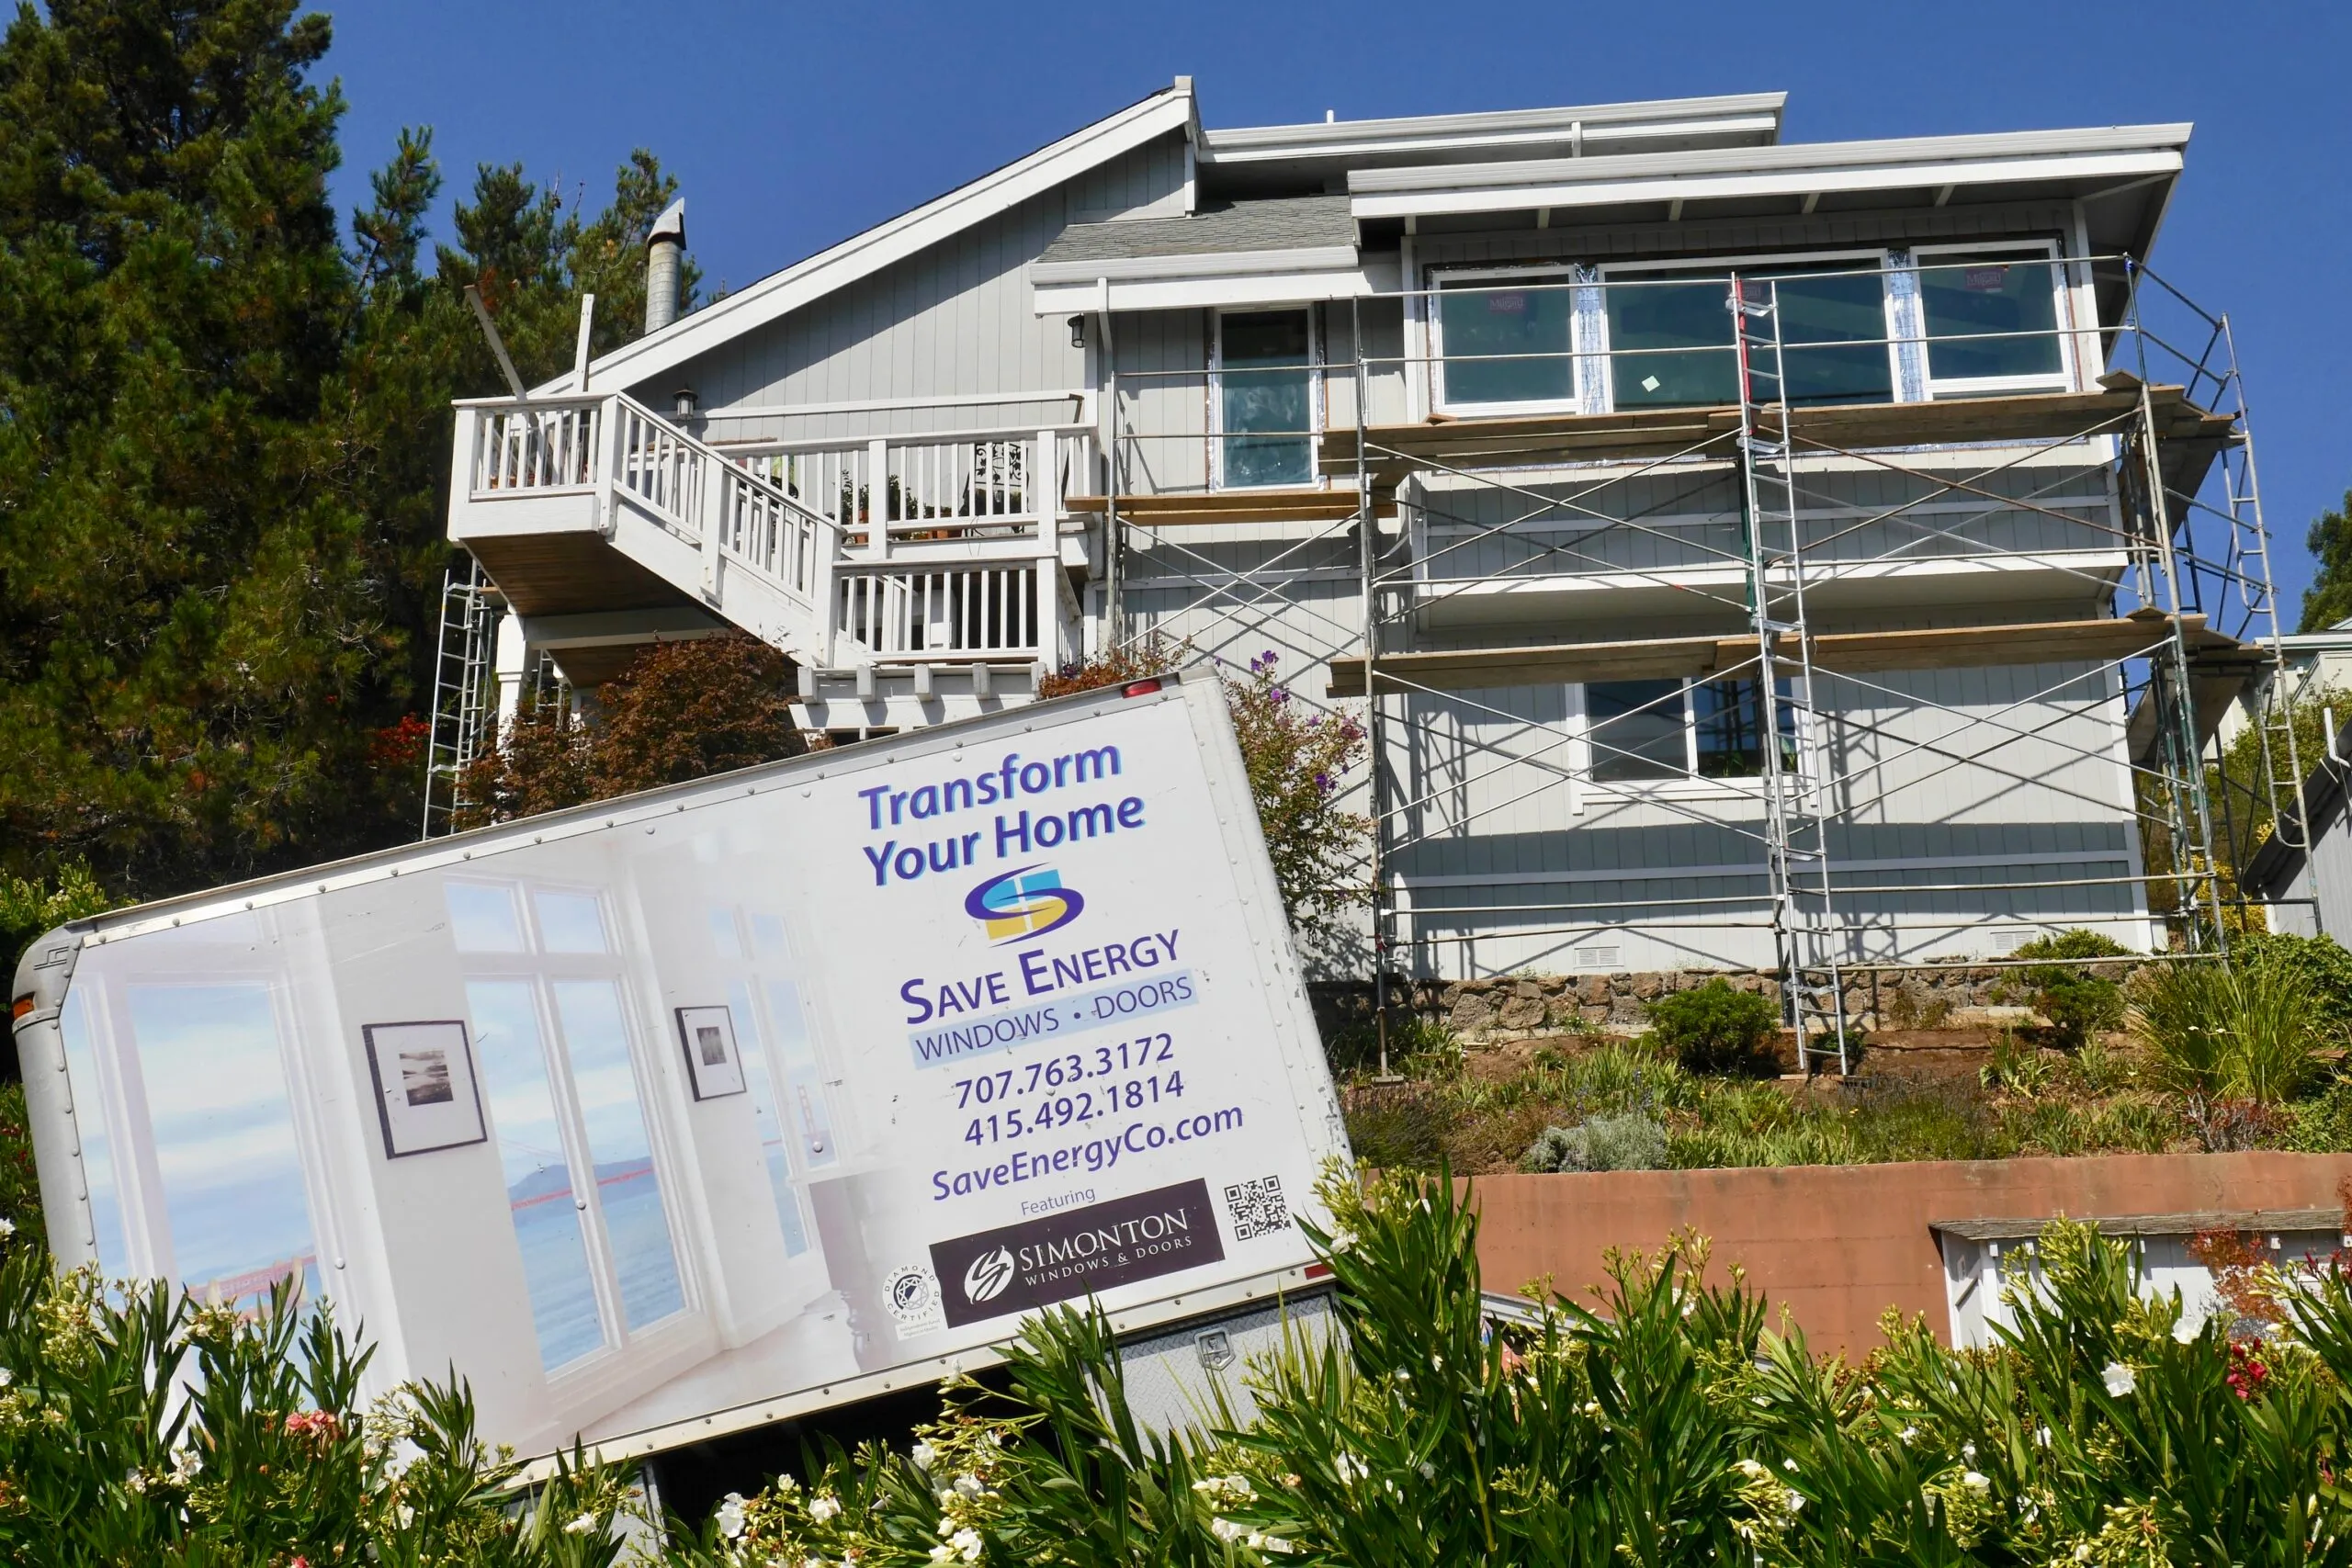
[{"left": 1223, "top": 1176, "right": 1289, "bottom": 1242}]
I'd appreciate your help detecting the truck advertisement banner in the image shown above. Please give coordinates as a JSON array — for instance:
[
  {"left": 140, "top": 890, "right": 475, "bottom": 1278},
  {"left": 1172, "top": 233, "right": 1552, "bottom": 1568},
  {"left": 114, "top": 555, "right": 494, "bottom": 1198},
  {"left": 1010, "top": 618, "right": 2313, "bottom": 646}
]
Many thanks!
[{"left": 18, "top": 677, "right": 1346, "bottom": 1460}]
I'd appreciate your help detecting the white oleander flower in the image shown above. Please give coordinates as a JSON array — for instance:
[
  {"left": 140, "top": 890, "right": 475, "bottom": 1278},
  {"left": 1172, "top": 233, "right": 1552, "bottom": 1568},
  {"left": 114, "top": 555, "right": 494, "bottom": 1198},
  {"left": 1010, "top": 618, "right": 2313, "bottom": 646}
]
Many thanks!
[
  {"left": 563, "top": 1512, "right": 597, "bottom": 1536},
  {"left": 2036, "top": 1426, "right": 2052, "bottom": 1449},
  {"left": 1782, "top": 1459, "right": 1798, "bottom": 1472},
  {"left": 2101, "top": 1361, "right": 2137, "bottom": 1397},
  {"left": 953, "top": 1472, "right": 985, "bottom": 1499},
  {"left": 910, "top": 1441, "right": 936, "bottom": 1470},
  {"left": 0, "top": 1367, "right": 13, "bottom": 1389},
  {"left": 1962, "top": 1472, "right": 1990, "bottom": 1491},
  {"left": 952, "top": 1527, "right": 982, "bottom": 1562},
  {"left": 775, "top": 1472, "right": 800, "bottom": 1494},
  {"left": 2173, "top": 1317, "right": 2200, "bottom": 1345},
  {"left": 1898, "top": 1426, "right": 1919, "bottom": 1445},
  {"left": 1210, "top": 1517, "right": 1246, "bottom": 1543},
  {"left": 1250, "top": 1532, "right": 1296, "bottom": 1554},
  {"left": 809, "top": 1494, "right": 842, "bottom": 1523},
  {"left": 1417, "top": 1461, "right": 1436, "bottom": 1481},
  {"left": 1961, "top": 1440, "right": 1977, "bottom": 1461},
  {"left": 0, "top": 1218, "right": 16, "bottom": 1241},
  {"left": 1334, "top": 1452, "right": 1366, "bottom": 1484},
  {"left": 1784, "top": 1489, "right": 1804, "bottom": 1513},
  {"left": 1735, "top": 1459, "right": 1770, "bottom": 1482},
  {"left": 716, "top": 1493, "right": 748, "bottom": 1540}
]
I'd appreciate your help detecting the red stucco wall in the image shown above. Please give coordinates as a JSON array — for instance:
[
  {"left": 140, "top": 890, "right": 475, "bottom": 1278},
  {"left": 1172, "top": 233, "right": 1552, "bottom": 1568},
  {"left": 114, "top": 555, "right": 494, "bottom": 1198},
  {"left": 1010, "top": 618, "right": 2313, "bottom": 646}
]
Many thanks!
[{"left": 1468, "top": 1153, "right": 2352, "bottom": 1354}]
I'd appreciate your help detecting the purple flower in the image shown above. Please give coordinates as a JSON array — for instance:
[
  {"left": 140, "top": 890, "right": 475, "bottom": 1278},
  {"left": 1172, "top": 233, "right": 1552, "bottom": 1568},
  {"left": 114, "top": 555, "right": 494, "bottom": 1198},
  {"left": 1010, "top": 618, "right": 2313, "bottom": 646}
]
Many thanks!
[{"left": 1315, "top": 772, "right": 1332, "bottom": 792}]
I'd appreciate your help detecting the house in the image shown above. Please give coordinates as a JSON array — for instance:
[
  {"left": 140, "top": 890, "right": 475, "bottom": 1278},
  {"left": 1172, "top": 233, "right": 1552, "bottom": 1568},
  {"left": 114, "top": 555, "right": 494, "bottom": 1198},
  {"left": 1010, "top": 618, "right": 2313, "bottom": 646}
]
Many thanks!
[
  {"left": 2241, "top": 716, "right": 2352, "bottom": 937},
  {"left": 438, "top": 78, "right": 2287, "bottom": 1029}
]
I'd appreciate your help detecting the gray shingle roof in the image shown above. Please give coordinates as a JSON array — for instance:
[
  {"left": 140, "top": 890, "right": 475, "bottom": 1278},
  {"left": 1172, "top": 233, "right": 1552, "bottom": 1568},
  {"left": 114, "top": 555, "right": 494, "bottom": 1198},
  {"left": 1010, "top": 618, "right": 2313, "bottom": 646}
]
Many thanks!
[{"left": 1037, "top": 195, "right": 1356, "bottom": 265}]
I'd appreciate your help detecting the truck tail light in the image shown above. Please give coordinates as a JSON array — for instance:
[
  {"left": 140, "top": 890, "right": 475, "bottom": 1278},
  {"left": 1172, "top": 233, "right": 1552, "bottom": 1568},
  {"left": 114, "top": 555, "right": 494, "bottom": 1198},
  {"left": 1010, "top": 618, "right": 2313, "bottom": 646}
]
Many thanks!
[
  {"left": 10, "top": 995, "right": 34, "bottom": 1022},
  {"left": 1121, "top": 679, "right": 1163, "bottom": 698}
]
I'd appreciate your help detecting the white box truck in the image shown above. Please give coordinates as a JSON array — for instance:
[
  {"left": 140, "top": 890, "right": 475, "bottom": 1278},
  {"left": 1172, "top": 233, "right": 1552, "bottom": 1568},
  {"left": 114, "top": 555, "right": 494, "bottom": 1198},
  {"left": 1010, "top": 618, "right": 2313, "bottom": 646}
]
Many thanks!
[{"left": 9, "top": 671, "right": 1349, "bottom": 1464}]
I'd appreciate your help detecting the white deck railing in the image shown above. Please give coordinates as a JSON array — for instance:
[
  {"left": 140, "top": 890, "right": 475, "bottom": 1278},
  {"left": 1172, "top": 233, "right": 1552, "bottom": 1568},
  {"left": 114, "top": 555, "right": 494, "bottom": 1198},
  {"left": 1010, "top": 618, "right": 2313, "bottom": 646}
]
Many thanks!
[{"left": 453, "top": 397, "right": 1091, "bottom": 668}]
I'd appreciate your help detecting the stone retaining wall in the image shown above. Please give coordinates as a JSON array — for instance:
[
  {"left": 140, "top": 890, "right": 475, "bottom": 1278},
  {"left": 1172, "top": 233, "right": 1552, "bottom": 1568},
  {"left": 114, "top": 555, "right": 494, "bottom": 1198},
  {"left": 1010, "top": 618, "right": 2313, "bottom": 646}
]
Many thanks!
[{"left": 1312, "top": 961, "right": 2151, "bottom": 1045}]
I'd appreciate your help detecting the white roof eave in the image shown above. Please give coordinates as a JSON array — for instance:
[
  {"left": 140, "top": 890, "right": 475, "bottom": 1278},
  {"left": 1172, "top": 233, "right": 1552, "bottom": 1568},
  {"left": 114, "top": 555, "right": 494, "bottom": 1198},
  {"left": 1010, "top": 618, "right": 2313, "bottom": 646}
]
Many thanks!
[
  {"left": 1200, "top": 92, "right": 1788, "bottom": 163},
  {"left": 539, "top": 86, "right": 1196, "bottom": 397},
  {"left": 1351, "top": 146, "right": 2185, "bottom": 222}
]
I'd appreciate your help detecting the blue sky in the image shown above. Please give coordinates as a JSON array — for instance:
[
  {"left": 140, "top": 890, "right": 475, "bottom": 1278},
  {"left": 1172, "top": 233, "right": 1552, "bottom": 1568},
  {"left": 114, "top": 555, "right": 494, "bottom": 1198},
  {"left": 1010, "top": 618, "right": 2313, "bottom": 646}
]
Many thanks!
[{"left": 321, "top": 1, "right": 2351, "bottom": 616}]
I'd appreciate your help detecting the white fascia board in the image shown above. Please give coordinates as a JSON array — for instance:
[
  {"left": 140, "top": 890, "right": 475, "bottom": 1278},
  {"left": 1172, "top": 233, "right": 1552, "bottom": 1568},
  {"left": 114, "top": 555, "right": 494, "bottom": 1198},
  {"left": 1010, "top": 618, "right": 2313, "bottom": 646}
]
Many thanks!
[
  {"left": 1351, "top": 149, "right": 2183, "bottom": 222},
  {"left": 536, "top": 88, "right": 1195, "bottom": 397},
  {"left": 1348, "top": 123, "right": 2192, "bottom": 195},
  {"left": 1034, "top": 260, "right": 1398, "bottom": 314},
  {"left": 1029, "top": 244, "right": 1358, "bottom": 286},
  {"left": 1200, "top": 93, "right": 1787, "bottom": 163}
]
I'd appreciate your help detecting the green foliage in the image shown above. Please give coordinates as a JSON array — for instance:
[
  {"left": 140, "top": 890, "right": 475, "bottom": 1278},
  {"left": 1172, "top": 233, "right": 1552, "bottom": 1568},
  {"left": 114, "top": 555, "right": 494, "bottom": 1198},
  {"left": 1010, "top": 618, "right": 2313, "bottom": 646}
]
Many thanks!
[
  {"left": 0, "top": 1084, "right": 41, "bottom": 1258},
  {"left": 455, "top": 635, "right": 805, "bottom": 828},
  {"left": 1323, "top": 1013, "right": 1461, "bottom": 1079},
  {"left": 0, "top": 0, "right": 693, "bottom": 906},
  {"left": 1224, "top": 651, "right": 1370, "bottom": 946},
  {"left": 2232, "top": 931, "right": 2352, "bottom": 1038},
  {"left": 0, "top": 1258, "right": 640, "bottom": 1564},
  {"left": 2133, "top": 953, "right": 2327, "bottom": 1104},
  {"left": 0, "top": 862, "right": 110, "bottom": 977},
  {"left": 2007, "top": 929, "right": 2131, "bottom": 1049},
  {"left": 2300, "top": 486, "right": 2352, "bottom": 633},
  {"left": 1521, "top": 1111, "right": 1670, "bottom": 1173},
  {"left": 1645, "top": 978, "right": 1781, "bottom": 1075}
]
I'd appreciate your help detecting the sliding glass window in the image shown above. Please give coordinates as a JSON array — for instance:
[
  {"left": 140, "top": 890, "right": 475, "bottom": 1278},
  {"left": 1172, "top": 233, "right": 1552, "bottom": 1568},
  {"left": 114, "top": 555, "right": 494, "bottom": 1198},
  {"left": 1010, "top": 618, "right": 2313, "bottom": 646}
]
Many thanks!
[
  {"left": 1605, "top": 259, "right": 1892, "bottom": 411},
  {"left": 1216, "top": 309, "right": 1315, "bottom": 489}
]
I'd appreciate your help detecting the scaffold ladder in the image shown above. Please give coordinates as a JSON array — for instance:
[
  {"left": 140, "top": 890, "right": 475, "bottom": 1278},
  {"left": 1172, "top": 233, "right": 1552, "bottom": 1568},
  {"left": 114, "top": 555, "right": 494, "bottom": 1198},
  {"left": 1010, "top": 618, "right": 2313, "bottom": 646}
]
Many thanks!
[
  {"left": 1733, "top": 276, "right": 1850, "bottom": 1070},
  {"left": 420, "top": 557, "right": 498, "bottom": 840}
]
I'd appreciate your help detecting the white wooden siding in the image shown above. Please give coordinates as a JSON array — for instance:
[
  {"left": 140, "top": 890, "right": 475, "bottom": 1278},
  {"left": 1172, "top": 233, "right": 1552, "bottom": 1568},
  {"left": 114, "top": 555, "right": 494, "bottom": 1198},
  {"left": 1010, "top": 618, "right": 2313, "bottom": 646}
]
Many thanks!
[{"left": 645, "top": 133, "right": 1191, "bottom": 446}]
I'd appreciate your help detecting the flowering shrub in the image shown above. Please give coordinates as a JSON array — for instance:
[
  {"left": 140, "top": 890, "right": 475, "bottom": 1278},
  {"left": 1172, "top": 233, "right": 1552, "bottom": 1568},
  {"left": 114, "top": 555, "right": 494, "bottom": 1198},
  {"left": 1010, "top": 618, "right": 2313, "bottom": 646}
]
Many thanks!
[{"left": 8, "top": 1148, "right": 2352, "bottom": 1562}]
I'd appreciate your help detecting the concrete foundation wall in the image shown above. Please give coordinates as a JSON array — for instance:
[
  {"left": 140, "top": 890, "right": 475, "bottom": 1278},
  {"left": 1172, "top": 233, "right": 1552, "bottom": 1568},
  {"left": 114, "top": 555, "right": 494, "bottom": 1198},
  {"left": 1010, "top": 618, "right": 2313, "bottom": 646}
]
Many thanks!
[{"left": 1467, "top": 1151, "right": 2352, "bottom": 1356}]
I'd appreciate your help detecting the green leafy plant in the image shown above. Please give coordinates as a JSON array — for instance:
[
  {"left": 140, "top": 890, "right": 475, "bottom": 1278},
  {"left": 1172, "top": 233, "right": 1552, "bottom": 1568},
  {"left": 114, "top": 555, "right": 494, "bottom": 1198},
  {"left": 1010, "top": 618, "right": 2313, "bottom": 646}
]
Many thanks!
[
  {"left": 1521, "top": 1112, "right": 1671, "bottom": 1173},
  {"left": 2007, "top": 929, "right": 2132, "bottom": 1049},
  {"left": 1645, "top": 979, "right": 1781, "bottom": 1076},
  {"left": 2133, "top": 952, "right": 2326, "bottom": 1105}
]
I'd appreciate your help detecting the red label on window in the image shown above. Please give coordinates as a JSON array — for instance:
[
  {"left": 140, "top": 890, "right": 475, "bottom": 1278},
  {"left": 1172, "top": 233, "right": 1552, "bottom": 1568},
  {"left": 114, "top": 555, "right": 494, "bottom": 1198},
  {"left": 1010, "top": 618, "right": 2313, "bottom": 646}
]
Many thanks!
[
  {"left": 1962, "top": 266, "right": 2009, "bottom": 292},
  {"left": 1486, "top": 292, "right": 1528, "bottom": 314}
]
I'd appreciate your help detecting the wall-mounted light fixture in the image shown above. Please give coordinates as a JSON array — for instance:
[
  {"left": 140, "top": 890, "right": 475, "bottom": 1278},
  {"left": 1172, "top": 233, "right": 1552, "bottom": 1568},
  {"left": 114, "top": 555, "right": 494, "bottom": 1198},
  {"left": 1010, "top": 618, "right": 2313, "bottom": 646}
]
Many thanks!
[
  {"left": 673, "top": 386, "right": 700, "bottom": 421},
  {"left": 1067, "top": 315, "right": 1087, "bottom": 349}
]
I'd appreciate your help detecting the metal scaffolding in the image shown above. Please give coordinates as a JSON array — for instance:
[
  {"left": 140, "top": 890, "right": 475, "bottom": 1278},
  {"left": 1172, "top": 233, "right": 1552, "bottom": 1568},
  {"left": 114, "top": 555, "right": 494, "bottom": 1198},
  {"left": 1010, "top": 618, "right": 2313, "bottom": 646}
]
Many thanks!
[{"left": 1098, "top": 256, "right": 2312, "bottom": 1070}]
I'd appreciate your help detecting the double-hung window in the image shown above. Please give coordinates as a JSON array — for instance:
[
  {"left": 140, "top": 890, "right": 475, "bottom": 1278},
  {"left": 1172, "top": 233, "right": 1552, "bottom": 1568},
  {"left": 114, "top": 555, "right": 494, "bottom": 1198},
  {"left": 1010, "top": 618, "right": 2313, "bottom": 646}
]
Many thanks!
[
  {"left": 707, "top": 904, "right": 836, "bottom": 1259},
  {"left": 1214, "top": 308, "right": 1318, "bottom": 489},
  {"left": 1584, "top": 676, "right": 1798, "bottom": 785},
  {"left": 449, "top": 878, "right": 689, "bottom": 1375}
]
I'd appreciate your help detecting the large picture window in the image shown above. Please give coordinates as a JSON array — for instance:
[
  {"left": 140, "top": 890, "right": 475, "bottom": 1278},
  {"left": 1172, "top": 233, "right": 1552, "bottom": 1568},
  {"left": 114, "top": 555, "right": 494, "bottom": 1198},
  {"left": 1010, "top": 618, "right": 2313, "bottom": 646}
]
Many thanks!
[
  {"left": 452, "top": 879, "right": 688, "bottom": 1375},
  {"left": 1215, "top": 308, "right": 1317, "bottom": 489},
  {"left": 1585, "top": 676, "right": 1798, "bottom": 785}
]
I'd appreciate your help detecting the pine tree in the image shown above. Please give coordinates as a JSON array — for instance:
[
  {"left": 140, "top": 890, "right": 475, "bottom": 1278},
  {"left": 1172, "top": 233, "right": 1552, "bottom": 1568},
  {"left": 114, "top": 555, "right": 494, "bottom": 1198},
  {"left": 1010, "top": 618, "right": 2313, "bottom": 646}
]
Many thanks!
[
  {"left": 0, "top": 0, "right": 695, "bottom": 902},
  {"left": 2300, "top": 489, "right": 2352, "bottom": 632}
]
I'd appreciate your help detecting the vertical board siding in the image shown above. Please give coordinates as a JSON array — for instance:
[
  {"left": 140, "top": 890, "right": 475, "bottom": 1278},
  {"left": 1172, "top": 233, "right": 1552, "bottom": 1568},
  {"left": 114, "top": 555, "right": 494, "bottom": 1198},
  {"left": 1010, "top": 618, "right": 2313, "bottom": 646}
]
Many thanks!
[{"left": 646, "top": 132, "right": 1191, "bottom": 444}]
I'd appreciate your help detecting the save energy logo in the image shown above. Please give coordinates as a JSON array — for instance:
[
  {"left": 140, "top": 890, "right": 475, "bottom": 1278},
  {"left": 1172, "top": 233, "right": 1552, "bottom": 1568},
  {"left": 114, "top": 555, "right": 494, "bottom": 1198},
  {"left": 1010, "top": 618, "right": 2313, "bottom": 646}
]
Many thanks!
[{"left": 966, "top": 865, "right": 1084, "bottom": 942}]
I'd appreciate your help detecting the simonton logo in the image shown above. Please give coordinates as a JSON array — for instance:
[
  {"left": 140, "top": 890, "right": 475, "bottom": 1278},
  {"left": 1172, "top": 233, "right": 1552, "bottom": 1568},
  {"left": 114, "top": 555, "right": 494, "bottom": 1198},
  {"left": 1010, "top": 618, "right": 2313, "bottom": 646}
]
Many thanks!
[
  {"left": 963, "top": 1247, "right": 1015, "bottom": 1304},
  {"left": 964, "top": 864, "right": 1084, "bottom": 943}
]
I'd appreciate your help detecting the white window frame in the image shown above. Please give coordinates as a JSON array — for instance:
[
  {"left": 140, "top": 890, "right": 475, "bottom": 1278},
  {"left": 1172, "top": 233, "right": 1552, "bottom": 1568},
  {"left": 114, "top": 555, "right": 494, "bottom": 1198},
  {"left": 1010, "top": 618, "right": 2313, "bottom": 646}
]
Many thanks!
[
  {"left": 1572, "top": 674, "right": 1811, "bottom": 799},
  {"left": 1209, "top": 304, "right": 1323, "bottom": 491},
  {"left": 1906, "top": 239, "right": 2079, "bottom": 400},
  {"left": 449, "top": 876, "right": 701, "bottom": 1394},
  {"left": 1427, "top": 263, "right": 1588, "bottom": 418}
]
